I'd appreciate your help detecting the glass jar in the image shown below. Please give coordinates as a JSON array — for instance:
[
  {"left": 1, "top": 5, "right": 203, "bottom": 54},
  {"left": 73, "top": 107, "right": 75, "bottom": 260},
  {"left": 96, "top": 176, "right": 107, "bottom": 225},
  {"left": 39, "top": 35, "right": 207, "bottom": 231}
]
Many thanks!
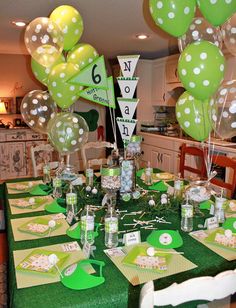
[
  {"left": 101, "top": 165, "right": 121, "bottom": 206},
  {"left": 126, "top": 135, "right": 142, "bottom": 158},
  {"left": 120, "top": 159, "right": 136, "bottom": 193},
  {"left": 60, "top": 164, "right": 77, "bottom": 182},
  {"left": 101, "top": 165, "right": 121, "bottom": 193}
]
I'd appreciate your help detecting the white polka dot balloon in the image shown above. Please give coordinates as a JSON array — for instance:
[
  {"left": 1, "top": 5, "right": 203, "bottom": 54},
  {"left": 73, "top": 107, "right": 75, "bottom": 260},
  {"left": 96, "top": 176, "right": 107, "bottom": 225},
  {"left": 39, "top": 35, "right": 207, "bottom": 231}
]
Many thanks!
[
  {"left": 149, "top": 0, "right": 196, "bottom": 37},
  {"left": 67, "top": 43, "right": 99, "bottom": 71},
  {"left": 50, "top": 5, "right": 84, "bottom": 51},
  {"left": 178, "top": 17, "right": 223, "bottom": 53},
  {"left": 48, "top": 62, "right": 81, "bottom": 109},
  {"left": 210, "top": 80, "right": 236, "bottom": 139},
  {"left": 197, "top": 0, "right": 236, "bottom": 27},
  {"left": 47, "top": 112, "right": 89, "bottom": 155},
  {"left": 176, "top": 91, "right": 212, "bottom": 141},
  {"left": 24, "top": 17, "right": 64, "bottom": 68},
  {"left": 178, "top": 41, "right": 225, "bottom": 100},
  {"left": 20, "top": 90, "right": 57, "bottom": 134},
  {"left": 222, "top": 13, "right": 236, "bottom": 57}
]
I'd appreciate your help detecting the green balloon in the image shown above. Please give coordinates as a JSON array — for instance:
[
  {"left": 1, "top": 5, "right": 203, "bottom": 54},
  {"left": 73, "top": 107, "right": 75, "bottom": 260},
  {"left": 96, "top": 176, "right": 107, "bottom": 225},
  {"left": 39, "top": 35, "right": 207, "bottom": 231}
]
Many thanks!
[
  {"left": 67, "top": 43, "right": 99, "bottom": 70},
  {"left": 48, "top": 62, "right": 81, "bottom": 109},
  {"left": 47, "top": 112, "right": 89, "bottom": 155},
  {"left": 176, "top": 91, "right": 212, "bottom": 141},
  {"left": 31, "top": 54, "right": 65, "bottom": 86},
  {"left": 149, "top": 0, "right": 196, "bottom": 37},
  {"left": 178, "top": 41, "right": 225, "bottom": 100},
  {"left": 197, "top": 0, "right": 236, "bottom": 27},
  {"left": 50, "top": 5, "right": 84, "bottom": 51}
]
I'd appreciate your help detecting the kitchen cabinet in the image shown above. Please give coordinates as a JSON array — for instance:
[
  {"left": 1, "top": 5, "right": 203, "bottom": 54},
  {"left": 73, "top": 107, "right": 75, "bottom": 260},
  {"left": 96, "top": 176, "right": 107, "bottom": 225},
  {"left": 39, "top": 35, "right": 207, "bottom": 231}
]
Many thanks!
[
  {"left": 0, "top": 129, "right": 47, "bottom": 180},
  {"left": 165, "top": 55, "right": 180, "bottom": 83},
  {"left": 151, "top": 59, "right": 166, "bottom": 105},
  {"left": 150, "top": 146, "right": 174, "bottom": 173}
]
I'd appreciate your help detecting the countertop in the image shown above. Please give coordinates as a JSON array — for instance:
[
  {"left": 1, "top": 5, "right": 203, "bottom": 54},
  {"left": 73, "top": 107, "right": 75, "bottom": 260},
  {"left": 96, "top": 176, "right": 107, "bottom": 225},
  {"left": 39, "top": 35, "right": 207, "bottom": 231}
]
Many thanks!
[{"left": 139, "top": 131, "right": 236, "bottom": 154}]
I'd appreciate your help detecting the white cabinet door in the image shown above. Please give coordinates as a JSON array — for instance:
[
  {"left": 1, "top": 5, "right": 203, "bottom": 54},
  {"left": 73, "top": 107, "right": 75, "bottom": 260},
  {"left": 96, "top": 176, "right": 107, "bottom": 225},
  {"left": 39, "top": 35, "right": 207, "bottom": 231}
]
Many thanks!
[
  {"left": 165, "top": 56, "right": 180, "bottom": 83},
  {"left": 8, "top": 142, "right": 26, "bottom": 178},
  {"left": 152, "top": 60, "right": 166, "bottom": 105},
  {"left": 151, "top": 147, "right": 174, "bottom": 173}
]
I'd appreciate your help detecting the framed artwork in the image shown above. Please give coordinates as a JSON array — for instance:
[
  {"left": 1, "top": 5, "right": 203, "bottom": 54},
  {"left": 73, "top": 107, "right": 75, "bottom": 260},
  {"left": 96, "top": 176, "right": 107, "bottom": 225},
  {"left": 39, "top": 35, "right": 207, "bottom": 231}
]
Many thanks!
[
  {"left": 0, "top": 97, "right": 14, "bottom": 114},
  {"left": 15, "top": 97, "right": 23, "bottom": 114}
]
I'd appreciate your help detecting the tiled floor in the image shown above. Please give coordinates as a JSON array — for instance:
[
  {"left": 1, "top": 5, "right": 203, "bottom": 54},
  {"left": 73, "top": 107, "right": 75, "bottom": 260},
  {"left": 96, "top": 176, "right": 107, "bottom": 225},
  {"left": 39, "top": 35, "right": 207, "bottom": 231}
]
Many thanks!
[{"left": 0, "top": 233, "right": 7, "bottom": 307}]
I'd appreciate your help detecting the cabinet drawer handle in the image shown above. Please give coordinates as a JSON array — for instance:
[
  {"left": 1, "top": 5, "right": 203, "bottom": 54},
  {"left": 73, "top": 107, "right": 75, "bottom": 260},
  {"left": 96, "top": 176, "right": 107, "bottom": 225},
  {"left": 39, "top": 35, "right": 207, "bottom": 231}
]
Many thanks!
[
  {"left": 141, "top": 151, "right": 144, "bottom": 155},
  {"left": 175, "top": 68, "right": 178, "bottom": 78},
  {"left": 163, "top": 93, "right": 165, "bottom": 101}
]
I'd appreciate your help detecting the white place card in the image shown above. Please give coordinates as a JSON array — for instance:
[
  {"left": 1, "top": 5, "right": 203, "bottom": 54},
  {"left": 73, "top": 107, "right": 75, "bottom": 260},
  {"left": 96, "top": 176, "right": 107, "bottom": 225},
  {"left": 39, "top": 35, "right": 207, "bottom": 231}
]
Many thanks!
[
  {"left": 123, "top": 231, "right": 141, "bottom": 246},
  {"left": 204, "top": 217, "right": 219, "bottom": 230}
]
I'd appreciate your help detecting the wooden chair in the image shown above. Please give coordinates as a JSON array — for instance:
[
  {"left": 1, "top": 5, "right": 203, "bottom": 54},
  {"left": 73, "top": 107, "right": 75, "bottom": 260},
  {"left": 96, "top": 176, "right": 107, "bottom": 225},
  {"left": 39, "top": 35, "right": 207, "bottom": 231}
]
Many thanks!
[
  {"left": 139, "top": 268, "right": 236, "bottom": 307},
  {"left": 179, "top": 143, "right": 207, "bottom": 179},
  {"left": 81, "top": 141, "right": 116, "bottom": 170},
  {"left": 210, "top": 155, "right": 236, "bottom": 198},
  {"left": 30, "top": 143, "right": 59, "bottom": 177}
]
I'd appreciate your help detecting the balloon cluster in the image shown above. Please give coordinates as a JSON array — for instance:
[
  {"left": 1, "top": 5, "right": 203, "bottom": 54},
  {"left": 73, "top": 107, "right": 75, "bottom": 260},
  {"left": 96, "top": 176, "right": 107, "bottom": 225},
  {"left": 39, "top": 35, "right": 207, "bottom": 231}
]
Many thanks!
[
  {"left": 149, "top": 0, "right": 236, "bottom": 141},
  {"left": 21, "top": 5, "right": 101, "bottom": 153}
]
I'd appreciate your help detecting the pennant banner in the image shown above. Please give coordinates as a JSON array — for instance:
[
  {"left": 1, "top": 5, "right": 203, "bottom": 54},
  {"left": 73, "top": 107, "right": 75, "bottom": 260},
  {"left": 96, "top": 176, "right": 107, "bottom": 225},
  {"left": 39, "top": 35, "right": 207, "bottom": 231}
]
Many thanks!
[
  {"left": 117, "top": 55, "right": 140, "bottom": 78},
  {"left": 117, "top": 97, "right": 139, "bottom": 120},
  {"left": 116, "top": 117, "right": 137, "bottom": 145},
  {"left": 68, "top": 55, "right": 108, "bottom": 89},
  {"left": 117, "top": 77, "right": 139, "bottom": 99},
  {"left": 79, "top": 76, "right": 116, "bottom": 109}
]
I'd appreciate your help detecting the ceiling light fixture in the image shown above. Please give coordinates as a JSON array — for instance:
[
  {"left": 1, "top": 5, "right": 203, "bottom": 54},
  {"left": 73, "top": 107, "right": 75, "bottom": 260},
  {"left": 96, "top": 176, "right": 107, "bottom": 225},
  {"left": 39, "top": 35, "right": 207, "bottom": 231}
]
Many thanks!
[
  {"left": 136, "top": 34, "right": 149, "bottom": 40},
  {"left": 11, "top": 20, "right": 27, "bottom": 27}
]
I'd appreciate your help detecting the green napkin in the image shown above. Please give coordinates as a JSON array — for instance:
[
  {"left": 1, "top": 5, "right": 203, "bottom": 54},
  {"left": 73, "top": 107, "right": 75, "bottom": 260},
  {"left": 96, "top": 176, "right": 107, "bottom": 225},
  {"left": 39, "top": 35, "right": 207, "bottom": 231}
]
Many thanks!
[
  {"left": 147, "top": 230, "right": 183, "bottom": 249},
  {"left": 44, "top": 199, "right": 66, "bottom": 214},
  {"left": 222, "top": 218, "right": 236, "bottom": 233},
  {"left": 29, "top": 184, "right": 52, "bottom": 196},
  {"left": 199, "top": 200, "right": 214, "bottom": 210},
  {"left": 66, "top": 222, "right": 100, "bottom": 240},
  {"left": 148, "top": 181, "right": 168, "bottom": 192},
  {"left": 136, "top": 169, "right": 144, "bottom": 177}
]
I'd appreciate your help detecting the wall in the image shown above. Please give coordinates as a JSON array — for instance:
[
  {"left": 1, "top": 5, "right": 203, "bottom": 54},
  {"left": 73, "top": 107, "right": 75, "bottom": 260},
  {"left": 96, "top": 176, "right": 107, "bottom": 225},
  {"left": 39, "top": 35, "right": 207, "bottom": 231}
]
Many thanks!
[{"left": 0, "top": 53, "right": 44, "bottom": 124}]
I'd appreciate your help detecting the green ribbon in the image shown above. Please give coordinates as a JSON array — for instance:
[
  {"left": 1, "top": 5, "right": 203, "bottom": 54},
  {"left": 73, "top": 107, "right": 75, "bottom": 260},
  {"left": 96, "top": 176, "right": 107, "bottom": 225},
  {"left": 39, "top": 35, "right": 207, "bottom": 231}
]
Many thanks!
[
  {"left": 130, "top": 135, "right": 142, "bottom": 143},
  {"left": 101, "top": 166, "right": 120, "bottom": 176}
]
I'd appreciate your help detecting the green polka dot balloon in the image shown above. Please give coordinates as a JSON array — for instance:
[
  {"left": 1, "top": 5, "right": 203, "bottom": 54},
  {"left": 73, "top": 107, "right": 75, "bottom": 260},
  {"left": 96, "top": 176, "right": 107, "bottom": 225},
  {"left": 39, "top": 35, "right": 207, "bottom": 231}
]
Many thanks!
[
  {"left": 176, "top": 91, "right": 212, "bottom": 141},
  {"left": 197, "top": 0, "right": 236, "bottom": 27},
  {"left": 47, "top": 112, "right": 89, "bottom": 155},
  {"left": 50, "top": 5, "right": 84, "bottom": 51},
  {"left": 67, "top": 43, "right": 99, "bottom": 71},
  {"left": 178, "top": 41, "right": 225, "bottom": 100},
  {"left": 149, "top": 0, "right": 196, "bottom": 37},
  {"left": 31, "top": 54, "right": 65, "bottom": 86},
  {"left": 48, "top": 62, "right": 80, "bottom": 109}
]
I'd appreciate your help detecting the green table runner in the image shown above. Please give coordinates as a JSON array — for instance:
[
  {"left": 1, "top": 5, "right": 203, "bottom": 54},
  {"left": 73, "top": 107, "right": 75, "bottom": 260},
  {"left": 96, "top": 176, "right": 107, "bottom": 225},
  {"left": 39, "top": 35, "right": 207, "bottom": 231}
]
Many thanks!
[{"left": 3, "top": 177, "right": 236, "bottom": 308}]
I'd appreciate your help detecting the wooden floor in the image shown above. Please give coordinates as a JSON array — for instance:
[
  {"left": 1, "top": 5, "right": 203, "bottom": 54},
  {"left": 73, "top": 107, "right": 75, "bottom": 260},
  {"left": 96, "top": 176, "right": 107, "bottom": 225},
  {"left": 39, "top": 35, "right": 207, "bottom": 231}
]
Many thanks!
[{"left": 0, "top": 232, "right": 7, "bottom": 307}]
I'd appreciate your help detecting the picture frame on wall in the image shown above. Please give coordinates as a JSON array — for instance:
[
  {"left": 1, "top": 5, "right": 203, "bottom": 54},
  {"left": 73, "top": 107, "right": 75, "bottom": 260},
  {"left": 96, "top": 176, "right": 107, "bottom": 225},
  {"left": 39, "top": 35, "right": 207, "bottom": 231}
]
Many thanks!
[
  {"left": 15, "top": 97, "right": 23, "bottom": 114},
  {"left": 0, "top": 97, "right": 14, "bottom": 114}
]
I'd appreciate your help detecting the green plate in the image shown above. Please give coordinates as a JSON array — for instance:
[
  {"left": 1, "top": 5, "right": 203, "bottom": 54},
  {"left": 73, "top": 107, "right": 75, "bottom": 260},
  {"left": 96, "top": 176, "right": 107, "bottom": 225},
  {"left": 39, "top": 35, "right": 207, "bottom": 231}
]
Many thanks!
[
  {"left": 17, "top": 217, "right": 62, "bottom": 237},
  {"left": 225, "top": 200, "right": 236, "bottom": 213},
  {"left": 122, "top": 245, "right": 171, "bottom": 273},
  {"left": 11, "top": 196, "right": 52, "bottom": 209},
  {"left": 204, "top": 229, "right": 236, "bottom": 252},
  {"left": 16, "top": 249, "right": 70, "bottom": 276}
]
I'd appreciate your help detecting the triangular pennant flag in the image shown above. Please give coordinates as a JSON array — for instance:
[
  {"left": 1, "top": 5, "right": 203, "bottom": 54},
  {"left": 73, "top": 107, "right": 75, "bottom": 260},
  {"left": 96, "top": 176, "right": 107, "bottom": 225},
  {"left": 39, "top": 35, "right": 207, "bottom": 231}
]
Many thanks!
[
  {"left": 117, "top": 97, "right": 139, "bottom": 119},
  {"left": 117, "top": 55, "right": 140, "bottom": 78},
  {"left": 79, "top": 76, "right": 116, "bottom": 109},
  {"left": 116, "top": 117, "right": 137, "bottom": 145},
  {"left": 68, "top": 55, "right": 108, "bottom": 89},
  {"left": 117, "top": 77, "right": 139, "bottom": 99}
]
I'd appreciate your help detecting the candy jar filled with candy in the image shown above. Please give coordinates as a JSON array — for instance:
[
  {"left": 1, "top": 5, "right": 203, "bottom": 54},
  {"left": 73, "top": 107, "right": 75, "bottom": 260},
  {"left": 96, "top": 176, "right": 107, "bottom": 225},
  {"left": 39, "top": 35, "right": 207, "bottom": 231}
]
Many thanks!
[{"left": 101, "top": 164, "right": 121, "bottom": 207}]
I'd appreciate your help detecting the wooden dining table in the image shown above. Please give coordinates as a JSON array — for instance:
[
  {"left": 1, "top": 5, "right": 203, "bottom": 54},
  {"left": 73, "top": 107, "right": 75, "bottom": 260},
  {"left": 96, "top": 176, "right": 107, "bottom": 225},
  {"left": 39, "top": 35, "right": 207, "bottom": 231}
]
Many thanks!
[{"left": 2, "top": 175, "right": 236, "bottom": 308}]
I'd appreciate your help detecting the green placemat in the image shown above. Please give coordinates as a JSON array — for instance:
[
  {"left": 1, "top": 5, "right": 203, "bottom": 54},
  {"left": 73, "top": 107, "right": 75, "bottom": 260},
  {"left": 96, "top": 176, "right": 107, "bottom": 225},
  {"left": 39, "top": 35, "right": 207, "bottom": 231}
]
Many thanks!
[
  {"left": 9, "top": 195, "right": 54, "bottom": 215},
  {"left": 13, "top": 241, "right": 94, "bottom": 289},
  {"left": 104, "top": 242, "right": 197, "bottom": 286},
  {"left": 148, "top": 181, "right": 168, "bottom": 192},
  {"left": 7, "top": 180, "right": 44, "bottom": 194},
  {"left": 11, "top": 214, "right": 69, "bottom": 241},
  {"left": 190, "top": 229, "right": 236, "bottom": 261}
]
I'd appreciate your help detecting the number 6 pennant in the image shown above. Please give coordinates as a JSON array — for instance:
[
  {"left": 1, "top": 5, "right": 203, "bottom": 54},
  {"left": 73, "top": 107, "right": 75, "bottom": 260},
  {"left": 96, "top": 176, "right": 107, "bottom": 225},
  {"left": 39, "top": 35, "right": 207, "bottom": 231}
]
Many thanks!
[{"left": 68, "top": 55, "right": 108, "bottom": 89}]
